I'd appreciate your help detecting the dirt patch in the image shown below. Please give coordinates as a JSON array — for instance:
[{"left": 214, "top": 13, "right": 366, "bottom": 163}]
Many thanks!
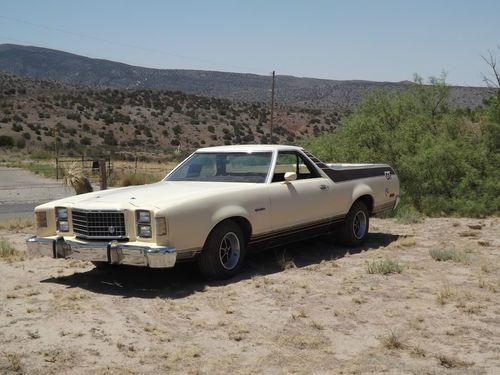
[{"left": 1, "top": 218, "right": 499, "bottom": 374}]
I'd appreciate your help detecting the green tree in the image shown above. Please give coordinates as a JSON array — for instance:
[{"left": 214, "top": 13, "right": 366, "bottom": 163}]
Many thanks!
[{"left": 303, "top": 75, "right": 500, "bottom": 216}]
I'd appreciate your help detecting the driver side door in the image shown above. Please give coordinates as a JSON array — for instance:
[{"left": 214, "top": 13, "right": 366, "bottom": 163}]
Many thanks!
[{"left": 268, "top": 151, "right": 334, "bottom": 233}]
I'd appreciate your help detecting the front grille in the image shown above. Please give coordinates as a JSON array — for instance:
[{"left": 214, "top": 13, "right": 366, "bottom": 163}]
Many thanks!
[{"left": 72, "top": 209, "right": 126, "bottom": 239}]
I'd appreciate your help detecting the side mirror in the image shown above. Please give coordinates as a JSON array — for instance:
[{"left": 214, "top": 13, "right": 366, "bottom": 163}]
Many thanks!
[{"left": 284, "top": 172, "right": 297, "bottom": 182}]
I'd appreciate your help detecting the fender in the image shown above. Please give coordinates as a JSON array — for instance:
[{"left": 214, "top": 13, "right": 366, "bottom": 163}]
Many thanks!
[
  {"left": 352, "top": 183, "right": 374, "bottom": 204},
  {"left": 209, "top": 205, "right": 252, "bottom": 234}
]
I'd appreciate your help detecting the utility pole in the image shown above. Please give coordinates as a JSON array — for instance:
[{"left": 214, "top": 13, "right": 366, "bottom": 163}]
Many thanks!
[
  {"left": 54, "top": 125, "right": 59, "bottom": 180},
  {"left": 270, "top": 70, "right": 275, "bottom": 143}
]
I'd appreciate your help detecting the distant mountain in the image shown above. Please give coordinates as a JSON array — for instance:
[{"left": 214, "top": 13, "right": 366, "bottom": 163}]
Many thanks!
[{"left": 0, "top": 44, "right": 495, "bottom": 110}]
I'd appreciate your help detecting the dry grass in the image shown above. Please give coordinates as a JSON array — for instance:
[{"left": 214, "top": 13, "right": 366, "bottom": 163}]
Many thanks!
[
  {"left": 276, "top": 251, "right": 297, "bottom": 270},
  {"left": 366, "top": 258, "right": 403, "bottom": 275},
  {"left": 381, "top": 329, "right": 404, "bottom": 350},
  {"left": 409, "top": 344, "right": 426, "bottom": 357},
  {"left": 4, "top": 352, "right": 22, "bottom": 373},
  {"left": 436, "top": 353, "right": 473, "bottom": 369},
  {"left": 395, "top": 207, "right": 424, "bottom": 224},
  {"left": 397, "top": 236, "right": 416, "bottom": 247},
  {"left": 459, "top": 230, "right": 479, "bottom": 237},
  {"left": 429, "top": 249, "right": 469, "bottom": 263},
  {"left": 436, "top": 284, "right": 456, "bottom": 305},
  {"left": 0, "top": 238, "right": 20, "bottom": 259},
  {"left": 0, "top": 217, "right": 34, "bottom": 230},
  {"left": 109, "top": 160, "right": 176, "bottom": 187}
]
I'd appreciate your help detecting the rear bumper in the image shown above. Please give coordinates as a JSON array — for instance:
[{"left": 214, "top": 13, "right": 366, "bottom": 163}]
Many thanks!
[{"left": 26, "top": 236, "right": 177, "bottom": 268}]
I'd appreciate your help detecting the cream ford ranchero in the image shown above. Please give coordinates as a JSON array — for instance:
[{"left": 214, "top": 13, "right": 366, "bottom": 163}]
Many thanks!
[{"left": 27, "top": 145, "right": 400, "bottom": 279}]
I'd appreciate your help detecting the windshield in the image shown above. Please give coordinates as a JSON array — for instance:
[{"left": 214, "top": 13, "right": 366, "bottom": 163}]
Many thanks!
[{"left": 166, "top": 152, "right": 273, "bottom": 183}]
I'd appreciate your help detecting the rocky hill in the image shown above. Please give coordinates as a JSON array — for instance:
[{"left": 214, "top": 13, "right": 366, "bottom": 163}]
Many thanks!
[
  {"left": 0, "top": 72, "right": 341, "bottom": 156},
  {"left": 0, "top": 44, "right": 495, "bottom": 110}
]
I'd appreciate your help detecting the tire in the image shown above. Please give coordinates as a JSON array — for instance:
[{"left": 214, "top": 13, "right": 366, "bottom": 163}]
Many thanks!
[
  {"left": 337, "top": 201, "right": 369, "bottom": 247},
  {"left": 197, "top": 221, "right": 246, "bottom": 280}
]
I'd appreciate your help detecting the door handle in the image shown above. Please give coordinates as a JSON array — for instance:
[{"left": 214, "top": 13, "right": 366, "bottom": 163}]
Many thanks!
[{"left": 320, "top": 184, "right": 329, "bottom": 190}]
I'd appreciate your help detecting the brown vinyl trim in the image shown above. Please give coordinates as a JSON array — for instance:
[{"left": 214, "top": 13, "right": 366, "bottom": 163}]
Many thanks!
[
  {"left": 321, "top": 167, "right": 395, "bottom": 183},
  {"left": 303, "top": 151, "right": 395, "bottom": 183},
  {"left": 372, "top": 200, "right": 396, "bottom": 214},
  {"left": 250, "top": 214, "right": 345, "bottom": 243}
]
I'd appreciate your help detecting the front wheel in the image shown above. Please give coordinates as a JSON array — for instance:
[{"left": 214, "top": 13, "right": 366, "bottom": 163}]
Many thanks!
[
  {"left": 197, "top": 221, "right": 246, "bottom": 280},
  {"left": 337, "top": 201, "right": 369, "bottom": 247}
]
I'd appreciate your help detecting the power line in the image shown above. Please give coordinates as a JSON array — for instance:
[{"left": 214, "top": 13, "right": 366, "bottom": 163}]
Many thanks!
[{"left": 0, "top": 14, "right": 269, "bottom": 74}]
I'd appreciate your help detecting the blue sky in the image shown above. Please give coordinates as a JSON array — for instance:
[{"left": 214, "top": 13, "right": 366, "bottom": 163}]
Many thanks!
[{"left": 0, "top": 0, "right": 498, "bottom": 86}]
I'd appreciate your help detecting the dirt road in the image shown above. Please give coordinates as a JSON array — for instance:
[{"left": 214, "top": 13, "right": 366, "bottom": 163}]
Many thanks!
[
  {"left": 0, "top": 218, "right": 499, "bottom": 374},
  {"left": 0, "top": 167, "right": 75, "bottom": 220}
]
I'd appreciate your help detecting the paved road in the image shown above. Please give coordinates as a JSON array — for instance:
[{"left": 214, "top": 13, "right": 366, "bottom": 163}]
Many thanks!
[{"left": 0, "top": 167, "right": 76, "bottom": 220}]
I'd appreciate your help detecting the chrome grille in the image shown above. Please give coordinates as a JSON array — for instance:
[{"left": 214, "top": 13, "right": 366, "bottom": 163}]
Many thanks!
[{"left": 72, "top": 209, "right": 126, "bottom": 239}]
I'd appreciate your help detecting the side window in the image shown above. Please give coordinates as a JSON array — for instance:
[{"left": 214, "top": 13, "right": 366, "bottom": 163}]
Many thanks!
[{"left": 272, "top": 152, "right": 319, "bottom": 182}]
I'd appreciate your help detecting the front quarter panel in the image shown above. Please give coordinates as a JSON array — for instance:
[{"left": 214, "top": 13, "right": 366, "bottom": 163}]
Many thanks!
[{"left": 161, "top": 185, "right": 271, "bottom": 253}]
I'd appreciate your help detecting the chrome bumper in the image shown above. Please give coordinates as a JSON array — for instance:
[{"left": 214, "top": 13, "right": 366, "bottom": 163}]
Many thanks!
[{"left": 26, "top": 236, "right": 177, "bottom": 268}]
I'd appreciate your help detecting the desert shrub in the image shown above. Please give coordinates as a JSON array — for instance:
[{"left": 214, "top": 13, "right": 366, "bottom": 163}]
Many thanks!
[
  {"left": 80, "top": 136, "right": 92, "bottom": 145},
  {"left": 66, "top": 112, "right": 81, "bottom": 122},
  {"left": 12, "top": 123, "right": 23, "bottom": 132},
  {"left": 0, "top": 238, "right": 18, "bottom": 258},
  {"left": 0, "top": 135, "right": 15, "bottom": 148},
  {"left": 429, "top": 249, "right": 468, "bottom": 263},
  {"left": 103, "top": 132, "right": 117, "bottom": 146},
  {"left": 115, "top": 172, "right": 158, "bottom": 187},
  {"left": 366, "top": 259, "right": 403, "bottom": 275},
  {"left": 303, "top": 75, "right": 500, "bottom": 217},
  {"left": 16, "top": 138, "right": 26, "bottom": 148},
  {"left": 30, "top": 149, "right": 52, "bottom": 159},
  {"left": 394, "top": 204, "right": 424, "bottom": 224},
  {"left": 173, "top": 124, "right": 183, "bottom": 135}
]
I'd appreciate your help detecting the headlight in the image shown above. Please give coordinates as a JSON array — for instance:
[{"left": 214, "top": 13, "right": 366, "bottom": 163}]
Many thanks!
[
  {"left": 57, "top": 221, "right": 69, "bottom": 232},
  {"left": 138, "top": 224, "right": 152, "bottom": 238},
  {"left": 136, "top": 210, "right": 152, "bottom": 238},
  {"left": 56, "top": 207, "right": 68, "bottom": 220},
  {"left": 136, "top": 210, "right": 151, "bottom": 224},
  {"left": 55, "top": 207, "right": 69, "bottom": 232},
  {"left": 35, "top": 211, "right": 47, "bottom": 228}
]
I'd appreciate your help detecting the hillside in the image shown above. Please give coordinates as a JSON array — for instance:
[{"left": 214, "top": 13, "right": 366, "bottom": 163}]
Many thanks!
[
  {"left": 0, "top": 44, "right": 495, "bottom": 110},
  {"left": 0, "top": 72, "right": 341, "bottom": 156}
]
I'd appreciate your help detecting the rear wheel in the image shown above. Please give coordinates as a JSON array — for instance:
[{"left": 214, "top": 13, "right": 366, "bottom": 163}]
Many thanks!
[
  {"left": 197, "top": 221, "right": 246, "bottom": 280},
  {"left": 337, "top": 201, "right": 369, "bottom": 247}
]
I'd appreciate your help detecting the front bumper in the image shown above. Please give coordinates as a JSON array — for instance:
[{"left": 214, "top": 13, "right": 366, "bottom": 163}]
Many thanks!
[{"left": 26, "top": 236, "right": 177, "bottom": 268}]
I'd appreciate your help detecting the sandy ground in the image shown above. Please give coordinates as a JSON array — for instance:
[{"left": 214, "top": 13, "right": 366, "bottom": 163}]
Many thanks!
[{"left": 0, "top": 217, "right": 499, "bottom": 374}]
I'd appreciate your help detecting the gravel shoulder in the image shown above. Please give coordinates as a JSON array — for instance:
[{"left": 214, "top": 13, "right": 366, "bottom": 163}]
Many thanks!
[{"left": 0, "top": 217, "right": 499, "bottom": 374}]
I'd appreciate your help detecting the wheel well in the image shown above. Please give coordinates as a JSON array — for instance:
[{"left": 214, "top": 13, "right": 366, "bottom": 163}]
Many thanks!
[
  {"left": 356, "top": 195, "right": 374, "bottom": 213},
  {"left": 214, "top": 217, "right": 252, "bottom": 243}
]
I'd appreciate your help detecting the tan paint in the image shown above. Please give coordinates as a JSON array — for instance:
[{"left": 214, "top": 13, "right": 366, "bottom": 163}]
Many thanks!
[{"left": 33, "top": 145, "right": 399, "bottom": 256}]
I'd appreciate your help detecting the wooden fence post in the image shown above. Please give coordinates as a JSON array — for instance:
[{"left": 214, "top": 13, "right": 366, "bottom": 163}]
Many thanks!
[{"left": 99, "top": 159, "right": 107, "bottom": 190}]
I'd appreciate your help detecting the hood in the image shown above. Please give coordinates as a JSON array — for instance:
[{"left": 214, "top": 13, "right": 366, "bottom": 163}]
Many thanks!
[{"left": 39, "top": 181, "right": 258, "bottom": 211}]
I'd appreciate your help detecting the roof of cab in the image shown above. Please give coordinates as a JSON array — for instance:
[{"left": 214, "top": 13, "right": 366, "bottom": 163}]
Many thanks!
[{"left": 196, "top": 144, "right": 303, "bottom": 153}]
